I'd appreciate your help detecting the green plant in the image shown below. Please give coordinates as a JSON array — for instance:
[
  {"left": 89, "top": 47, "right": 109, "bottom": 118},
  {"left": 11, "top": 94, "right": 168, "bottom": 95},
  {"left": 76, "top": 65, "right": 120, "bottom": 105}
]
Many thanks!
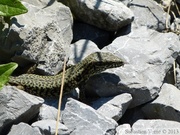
[
  {"left": 0, "top": 62, "right": 18, "bottom": 90},
  {"left": 0, "top": 0, "right": 28, "bottom": 17},
  {"left": 0, "top": 0, "right": 27, "bottom": 90},
  {"left": 0, "top": 0, "right": 28, "bottom": 26}
]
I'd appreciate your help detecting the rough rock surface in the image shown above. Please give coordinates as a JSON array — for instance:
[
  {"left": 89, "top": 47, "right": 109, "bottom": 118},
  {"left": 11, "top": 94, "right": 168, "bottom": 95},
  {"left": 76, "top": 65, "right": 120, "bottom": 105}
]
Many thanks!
[
  {"left": 171, "top": 18, "right": 180, "bottom": 34},
  {"left": 0, "top": 86, "right": 44, "bottom": 135},
  {"left": 31, "top": 120, "right": 70, "bottom": 135},
  {"left": 38, "top": 104, "right": 58, "bottom": 121},
  {"left": 142, "top": 83, "right": 180, "bottom": 122},
  {"left": 91, "top": 93, "right": 132, "bottom": 121},
  {"left": 59, "top": 0, "right": 134, "bottom": 31},
  {"left": 116, "top": 119, "right": 180, "bottom": 135},
  {"left": 112, "top": 0, "right": 131, "bottom": 6},
  {"left": 62, "top": 98, "right": 118, "bottom": 135},
  {"left": 84, "top": 26, "right": 180, "bottom": 108},
  {"left": 68, "top": 39, "right": 100, "bottom": 65},
  {"left": 129, "top": 0, "right": 169, "bottom": 31},
  {"left": 8, "top": 122, "right": 42, "bottom": 135},
  {"left": 0, "top": 1, "right": 73, "bottom": 75},
  {"left": 116, "top": 124, "right": 131, "bottom": 135}
]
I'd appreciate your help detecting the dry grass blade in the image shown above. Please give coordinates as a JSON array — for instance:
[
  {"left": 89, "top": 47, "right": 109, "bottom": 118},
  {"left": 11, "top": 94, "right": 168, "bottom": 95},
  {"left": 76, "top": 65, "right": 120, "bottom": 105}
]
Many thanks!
[
  {"left": 55, "top": 58, "right": 67, "bottom": 135},
  {"left": 173, "top": 61, "right": 177, "bottom": 85},
  {"left": 166, "top": 0, "right": 172, "bottom": 29}
]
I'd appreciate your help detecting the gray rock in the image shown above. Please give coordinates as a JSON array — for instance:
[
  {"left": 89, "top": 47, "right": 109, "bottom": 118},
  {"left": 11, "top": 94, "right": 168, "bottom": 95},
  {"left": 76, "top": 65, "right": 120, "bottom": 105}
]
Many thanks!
[
  {"left": 112, "top": 0, "right": 132, "bottom": 6},
  {"left": 32, "top": 120, "right": 70, "bottom": 135},
  {"left": 142, "top": 83, "right": 180, "bottom": 122},
  {"left": 91, "top": 93, "right": 132, "bottom": 121},
  {"left": 0, "top": 1, "right": 73, "bottom": 75},
  {"left": 115, "top": 124, "right": 131, "bottom": 135},
  {"left": 8, "top": 122, "right": 42, "bottom": 135},
  {"left": 0, "top": 86, "right": 44, "bottom": 135},
  {"left": 84, "top": 26, "right": 180, "bottom": 108},
  {"left": 129, "top": 0, "right": 169, "bottom": 31},
  {"left": 38, "top": 104, "right": 58, "bottom": 121},
  {"left": 68, "top": 39, "right": 100, "bottom": 65},
  {"left": 59, "top": 0, "right": 134, "bottom": 31},
  {"left": 73, "top": 22, "right": 112, "bottom": 49},
  {"left": 62, "top": 98, "right": 118, "bottom": 135},
  {"left": 171, "top": 18, "right": 180, "bottom": 34},
  {"left": 158, "top": 0, "right": 171, "bottom": 9},
  {"left": 116, "top": 119, "right": 180, "bottom": 135},
  {"left": 43, "top": 94, "right": 73, "bottom": 110}
]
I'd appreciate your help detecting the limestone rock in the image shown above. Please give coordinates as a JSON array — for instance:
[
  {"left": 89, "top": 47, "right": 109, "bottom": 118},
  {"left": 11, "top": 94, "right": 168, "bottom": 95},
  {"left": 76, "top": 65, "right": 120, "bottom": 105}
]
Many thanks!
[
  {"left": 0, "top": 86, "right": 44, "bottom": 135},
  {"left": 32, "top": 120, "right": 70, "bottom": 135},
  {"left": 38, "top": 104, "right": 58, "bottom": 121},
  {"left": 116, "top": 124, "right": 131, "bottom": 135},
  {"left": 0, "top": 1, "right": 73, "bottom": 75},
  {"left": 129, "top": 0, "right": 169, "bottom": 31},
  {"left": 62, "top": 98, "right": 118, "bottom": 135},
  {"left": 8, "top": 122, "right": 42, "bottom": 135},
  {"left": 170, "top": 18, "right": 180, "bottom": 34},
  {"left": 59, "top": 0, "right": 134, "bottom": 31},
  {"left": 91, "top": 93, "right": 132, "bottom": 121},
  {"left": 116, "top": 119, "right": 180, "bottom": 135},
  {"left": 112, "top": 0, "right": 132, "bottom": 6},
  {"left": 159, "top": 0, "right": 172, "bottom": 9},
  {"left": 84, "top": 26, "right": 180, "bottom": 108},
  {"left": 68, "top": 39, "right": 100, "bottom": 65},
  {"left": 142, "top": 83, "right": 180, "bottom": 122}
]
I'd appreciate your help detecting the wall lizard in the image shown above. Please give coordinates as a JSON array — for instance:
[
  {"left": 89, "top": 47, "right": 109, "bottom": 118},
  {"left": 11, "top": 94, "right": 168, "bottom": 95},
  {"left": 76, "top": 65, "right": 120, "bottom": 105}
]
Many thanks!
[{"left": 9, "top": 52, "right": 124, "bottom": 97}]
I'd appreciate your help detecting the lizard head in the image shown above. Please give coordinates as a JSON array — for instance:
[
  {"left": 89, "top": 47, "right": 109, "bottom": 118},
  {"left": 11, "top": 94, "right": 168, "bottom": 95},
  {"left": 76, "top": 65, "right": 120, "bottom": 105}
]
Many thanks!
[{"left": 83, "top": 52, "right": 124, "bottom": 74}]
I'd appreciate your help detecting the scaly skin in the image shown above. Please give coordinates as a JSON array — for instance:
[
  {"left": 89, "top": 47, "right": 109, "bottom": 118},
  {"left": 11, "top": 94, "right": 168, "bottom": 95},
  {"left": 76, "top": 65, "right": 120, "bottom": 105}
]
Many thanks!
[{"left": 9, "top": 52, "right": 124, "bottom": 97}]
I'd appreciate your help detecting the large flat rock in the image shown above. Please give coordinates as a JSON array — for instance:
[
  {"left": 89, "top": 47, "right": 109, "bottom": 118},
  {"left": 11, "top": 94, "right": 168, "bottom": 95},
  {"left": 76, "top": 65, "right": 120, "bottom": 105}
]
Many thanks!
[
  {"left": 142, "top": 83, "right": 180, "bottom": 122},
  {"left": 116, "top": 119, "right": 180, "bottom": 135},
  {"left": 68, "top": 39, "right": 100, "bottom": 65},
  {"left": 59, "top": 0, "right": 134, "bottom": 31},
  {"left": 31, "top": 120, "right": 70, "bottom": 135},
  {"left": 0, "top": 1, "right": 73, "bottom": 75},
  {"left": 0, "top": 86, "right": 44, "bottom": 135},
  {"left": 62, "top": 98, "right": 118, "bottom": 135},
  {"left": 129, "top": 0, "right": 169, "bottom": 31},
  {"left": 91, "top": 93, "right": 132, "bottom": 121},
  {"left": 84, "top": 26, "right": 180, "bottom": 108},
  {"left": 8, "top": 123, "right": 42, "bottom": 135}
]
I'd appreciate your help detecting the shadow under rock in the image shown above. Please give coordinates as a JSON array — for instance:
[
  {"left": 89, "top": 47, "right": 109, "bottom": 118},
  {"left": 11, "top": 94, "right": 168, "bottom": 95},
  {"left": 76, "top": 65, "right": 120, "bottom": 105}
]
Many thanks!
[
  {"left": 118, "top": 106, "right": 146, "bottom": 126},
  {"left": 84, "top": 72, "right": 121, "bottom": 98}
]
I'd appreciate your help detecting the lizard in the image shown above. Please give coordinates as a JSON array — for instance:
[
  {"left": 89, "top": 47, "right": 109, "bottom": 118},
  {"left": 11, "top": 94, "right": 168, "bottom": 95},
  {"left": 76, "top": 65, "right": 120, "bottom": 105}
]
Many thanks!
[{"left": 8, "top": 52, "right": 124, "bottom": 97}]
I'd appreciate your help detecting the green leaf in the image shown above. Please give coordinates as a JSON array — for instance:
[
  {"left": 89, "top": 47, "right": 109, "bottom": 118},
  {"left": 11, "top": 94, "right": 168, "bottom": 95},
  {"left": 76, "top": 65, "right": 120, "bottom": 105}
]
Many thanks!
[
  {"left": 0, "top": 0, "right": 28, "bottom": 17},
  {"left": 0, "top": 62, "right": 18, "bottom": 90}
]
